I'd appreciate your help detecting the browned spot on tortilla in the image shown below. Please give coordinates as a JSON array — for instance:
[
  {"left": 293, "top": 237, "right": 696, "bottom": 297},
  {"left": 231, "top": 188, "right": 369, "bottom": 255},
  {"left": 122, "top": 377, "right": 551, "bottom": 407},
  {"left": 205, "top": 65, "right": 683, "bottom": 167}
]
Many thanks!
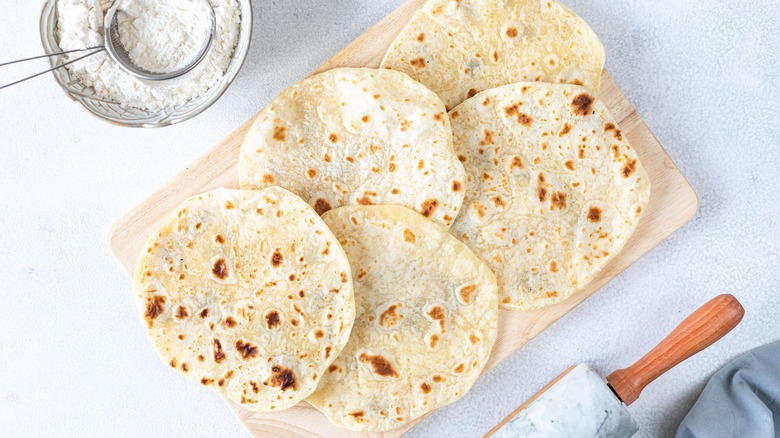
[
  {"left": 200, "top": 378, "right": 213, "bottom": 386},
  {"left": 356, "top": 196, "right": 373, "bottom": 205},
  {"left": 622, "top": 159, "right": 638, "bottom": 178},
  {"left": 604, "top": 123, "right": 623, "bottom": 141},
  {"left": 175, "top": 306, "right": 188, "bottom": 319},
  {"left": 249, "top": 381, "right": 260, "bottom": 394},
  {"left": 549, "top": 261, "right": 559, "bottom": 273},
  {"left": 272, "top": 126, "right": 286, "bottom": 141},
  {"left": 263, "top": 365, "right": 298, "bottom": 391},
  {"left": 170, "top": 358, "right": 177, "bottom": 368},
  {"left": 400, "top": 119, "right": 413, "bottom": 132},
  {"left": 564, "top": 160, "right": 575, "bottom": 171},
  {"left": 271, "top": 250, "right": 283, "bottom": 267},
  {"left": 492, "top": 196, "right": 506, "bottom": 208},
  {"left": 224, "top": 201, "right": 234, "bottom": 210},
  {"left": 421, "top": 199, "right": 439, "bottom": 217},
  {"left": 212, "top": 338, "right": 226, "bottom": 363},
  {"left": 509, "top": 156, "right": 524, "bottom": 170},
  {"left": 611, "top": 144, "right": 621, "bottom": 159},
  {"left": 328, "top": 364, "right": 340, "bottom": 373},
  {"left": 480, "top": 130, "right": 495, "bottom": 146},
  {"left": 551, "top": 192, "right": 567, "bottom": 210},
  {"left": 504, "top": 104, "right": 533, "bottom": 126},
  {"left": 469, "top": 333, "right": 480, "bottom": 344},
  {"left": 459, "top": 285, "right": 478, "bottom": 303},
  {"left": 223, "top": 317, "right": 237, "bottom": 329},
  {"left": 235, "top": 340, "right": 261, "bottom": 360},
  {"left": 328, "top": 133, "right": 339, "bottom": 143},
  {"left": 262, "top": 174, "right": 275, "bottom": 184},
  {"left": 467, "top": 88, "right": 479, "bottom": 98},
  {"left": 506, "top": 27, "right": 518, "bottom": 37},
  {"left": 324, "top": 346, "right": 332, "bottom": 359},
  {"left": 340, "top": 271, "right": 349, "bottom": 283},
  {"left": 200, "top": 308, "right": 210, "bottom": 319},
  {"left": 544, "top": 291, "right": 560, "bottom": 299},
  {"left": 306, "top": 168, "right": 317, "bottom": 178},
  {"left": 458, "top": 154, "right": 467, "bottom": 163},
  {"left": 433, "top": 112, "right": 444, "bottom": 123},
  {"left": 636, "top": 206, "right": 643, "bottom": 216},
  {"left": 314, "top": 330, "right": 324, "bottom": 339},
  {"left": 420, "top": 382, "right": 432, "bottom": 394},
  {"left": 310, "top": 198, "right": 332, "bottom": 215},
  {"left": 291, "top": 318, "right": 299, "bottom": 327},
  {"left": 482, "top": 97, "right": 491, "bottom": 106},
  {"left": 559, "top": 123, "right": 572, "bottom": 136},
  {"left": 571, "top": 93, "right": 595, "bottom": 116},
  {"left": 180, "top": 363, "right": 189, "bottom": 372},
  {"left": 209, "top": 258, "right": 228, "bottom": 279},
  {"left": 410, "top": 57, "right": 426, "bottom": 69},
  {"left": 359, "top": 353, "right": 399, "bottom": 378},
  {"left": 432, "top": 375, "right": 446, "bottom": 383},
  {"left": 416, "top": 33, "right": 425, "bottom": 42},
  {"left": 537, "top": 173, "right": 549, "bottom": 202},
  {"left": 588, "top": 206, "right": 603, "bottom": 223},
  {"left": 144, "top": 296, "right": 166, "bottom": 327},
  {"left": 454, "top": 363, "right": 466, "bottom": 374},
  {"left": 265, "top": 311, "right": 280, "bottom": 330},
  {"left": 380, "top": 304, "right": 402, "bottom": 328},
  {"left": 323, "top": 153, "right": 332, "bottom": 164},
  {"left": 428, "top": 306, "right": 446, "bottom": 333},
  {"left": 404, "top": 229, "right": 416, "bottom": 243},
  {"left": 429, "top": 334, "right": 440, "bottom": 349}
]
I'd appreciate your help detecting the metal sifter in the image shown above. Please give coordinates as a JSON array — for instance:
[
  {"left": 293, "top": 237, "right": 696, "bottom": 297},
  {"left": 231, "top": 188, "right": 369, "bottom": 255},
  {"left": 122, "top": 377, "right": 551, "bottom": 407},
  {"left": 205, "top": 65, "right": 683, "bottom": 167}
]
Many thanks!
[{"left": 0, "top": 0, "right": 215, "bottom": 90}]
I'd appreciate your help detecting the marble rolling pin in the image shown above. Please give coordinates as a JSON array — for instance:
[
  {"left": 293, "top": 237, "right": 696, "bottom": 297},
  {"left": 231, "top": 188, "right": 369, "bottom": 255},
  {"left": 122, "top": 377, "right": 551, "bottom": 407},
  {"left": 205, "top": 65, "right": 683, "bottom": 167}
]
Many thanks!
[{"left": 485, "top": 294, "right": 744, "bottom": 438}]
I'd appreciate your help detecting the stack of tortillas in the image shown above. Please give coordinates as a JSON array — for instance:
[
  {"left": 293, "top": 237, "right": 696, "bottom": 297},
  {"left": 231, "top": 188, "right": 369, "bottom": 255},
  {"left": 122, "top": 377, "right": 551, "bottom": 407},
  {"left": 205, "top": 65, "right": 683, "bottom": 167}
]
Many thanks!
[{"left": 132, "top": 0, "right": 650, "bottom": 432}]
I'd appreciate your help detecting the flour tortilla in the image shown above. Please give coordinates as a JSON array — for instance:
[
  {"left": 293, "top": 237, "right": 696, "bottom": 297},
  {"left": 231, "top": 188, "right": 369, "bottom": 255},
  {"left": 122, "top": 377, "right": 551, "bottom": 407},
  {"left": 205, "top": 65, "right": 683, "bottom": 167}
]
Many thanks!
[
  {"left": 133, "top": 187, "right": 355, "bottom": 412},
  {"left": 449, "top": 83, "right": 650, "bottom": 310},
  {"left": 239, "top": 68, "right": 466, "bottom": 229},
  {"left": 308, "top": 205, "right": 499, "bottom": 432},
  {"left": 380, "top": 0, "right": 605, "bottom": 110}
]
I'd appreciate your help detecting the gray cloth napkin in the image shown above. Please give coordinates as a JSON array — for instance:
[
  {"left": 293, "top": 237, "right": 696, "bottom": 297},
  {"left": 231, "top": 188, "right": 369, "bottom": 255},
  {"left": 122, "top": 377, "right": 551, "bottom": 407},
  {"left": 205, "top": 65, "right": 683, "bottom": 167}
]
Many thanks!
[{"left": 677, "top": 341, "right": 780, "bottom": 438}]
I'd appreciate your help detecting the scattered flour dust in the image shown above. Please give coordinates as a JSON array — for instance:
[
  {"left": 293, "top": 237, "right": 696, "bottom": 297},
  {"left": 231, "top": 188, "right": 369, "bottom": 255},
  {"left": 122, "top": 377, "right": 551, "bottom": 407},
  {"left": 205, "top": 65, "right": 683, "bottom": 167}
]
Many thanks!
[{"left": 56, "top": 0, "right": 240, "bottom": 111}]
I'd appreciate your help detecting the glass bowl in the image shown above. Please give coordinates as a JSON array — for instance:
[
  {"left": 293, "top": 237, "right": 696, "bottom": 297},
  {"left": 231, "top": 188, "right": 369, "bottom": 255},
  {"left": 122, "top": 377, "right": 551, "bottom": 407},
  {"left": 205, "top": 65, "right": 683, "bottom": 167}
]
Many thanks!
[{"left": 39, "top": 0, "right": 253, "bottom": 128}]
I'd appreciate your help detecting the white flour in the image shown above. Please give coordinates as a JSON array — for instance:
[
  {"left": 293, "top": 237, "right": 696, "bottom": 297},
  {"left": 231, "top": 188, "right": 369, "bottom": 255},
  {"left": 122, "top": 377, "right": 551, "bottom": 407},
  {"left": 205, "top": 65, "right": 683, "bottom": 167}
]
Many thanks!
[
  {"left": 56, "top": 0, "right": 240, "bottom": 111},
  {"left": 116, "top": 0, "right": 212, "bottom": 74}
]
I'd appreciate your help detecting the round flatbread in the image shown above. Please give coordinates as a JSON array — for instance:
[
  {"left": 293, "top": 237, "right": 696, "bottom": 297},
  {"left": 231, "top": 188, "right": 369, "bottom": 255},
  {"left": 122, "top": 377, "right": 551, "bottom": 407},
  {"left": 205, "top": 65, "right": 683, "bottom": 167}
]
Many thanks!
[
  {"left": 308, "top": 205, "right": 499, "bottom": 432},
  {"left": 380, "top": 0, "right": 605, "bottom": 110},
  {"left": 449, "top": 83, "right": 650, "bottom": 310},
  {"left": 133, "top": 187, "right": 355, "bottom": 412},
  {"left": 239, "top": 67, "right": 466, "bottom": 229}
]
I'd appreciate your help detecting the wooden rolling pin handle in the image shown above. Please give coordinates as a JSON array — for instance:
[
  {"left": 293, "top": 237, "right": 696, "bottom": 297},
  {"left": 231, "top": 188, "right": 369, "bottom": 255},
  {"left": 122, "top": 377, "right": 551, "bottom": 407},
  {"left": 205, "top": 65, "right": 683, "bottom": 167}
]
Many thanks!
[{"left": 606, "top": 294, "right": 744, "bottom": 406}]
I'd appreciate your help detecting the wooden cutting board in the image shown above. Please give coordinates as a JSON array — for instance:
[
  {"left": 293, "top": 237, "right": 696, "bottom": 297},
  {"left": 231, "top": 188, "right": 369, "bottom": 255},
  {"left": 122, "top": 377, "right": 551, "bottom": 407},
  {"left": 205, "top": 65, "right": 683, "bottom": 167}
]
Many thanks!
[{"left": 107, "top": 0, "right": 699, "bottom": 436}]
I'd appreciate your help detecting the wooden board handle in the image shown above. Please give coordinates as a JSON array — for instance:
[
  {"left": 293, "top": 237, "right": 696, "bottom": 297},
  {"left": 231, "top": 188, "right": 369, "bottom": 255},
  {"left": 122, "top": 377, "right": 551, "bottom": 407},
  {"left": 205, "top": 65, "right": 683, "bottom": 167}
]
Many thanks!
[{"left": 606, "top": 294, "right": 744, "bottom": 406}]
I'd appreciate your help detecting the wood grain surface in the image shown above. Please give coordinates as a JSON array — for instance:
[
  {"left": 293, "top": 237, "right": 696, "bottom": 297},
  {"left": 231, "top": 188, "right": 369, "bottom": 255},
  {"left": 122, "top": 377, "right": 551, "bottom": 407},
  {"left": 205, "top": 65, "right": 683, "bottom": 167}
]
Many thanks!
[{"left": 107, "top": 0, "right": 699, "bottom": 436}]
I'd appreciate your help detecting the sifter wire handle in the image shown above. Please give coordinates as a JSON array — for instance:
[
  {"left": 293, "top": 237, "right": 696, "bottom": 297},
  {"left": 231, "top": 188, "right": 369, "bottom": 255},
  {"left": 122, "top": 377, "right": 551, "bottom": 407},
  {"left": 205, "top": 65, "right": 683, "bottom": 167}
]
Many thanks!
[{"left": 0, "top": 47, "right": 104, "bottom": 91}]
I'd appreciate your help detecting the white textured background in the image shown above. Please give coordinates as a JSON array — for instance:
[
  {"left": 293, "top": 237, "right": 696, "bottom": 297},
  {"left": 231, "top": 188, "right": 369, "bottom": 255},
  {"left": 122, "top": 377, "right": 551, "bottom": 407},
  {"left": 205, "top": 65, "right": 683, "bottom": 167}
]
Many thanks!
[{"left": 1, "top": 0, "right": 779, "bottom": 436}]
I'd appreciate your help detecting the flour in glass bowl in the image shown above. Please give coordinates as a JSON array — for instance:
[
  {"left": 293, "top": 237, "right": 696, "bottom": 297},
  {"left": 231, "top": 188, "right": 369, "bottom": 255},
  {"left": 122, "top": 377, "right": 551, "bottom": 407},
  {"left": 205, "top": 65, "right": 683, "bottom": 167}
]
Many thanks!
[{"left": 56, "top": 0, "right": 240, "bottom": 112}]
